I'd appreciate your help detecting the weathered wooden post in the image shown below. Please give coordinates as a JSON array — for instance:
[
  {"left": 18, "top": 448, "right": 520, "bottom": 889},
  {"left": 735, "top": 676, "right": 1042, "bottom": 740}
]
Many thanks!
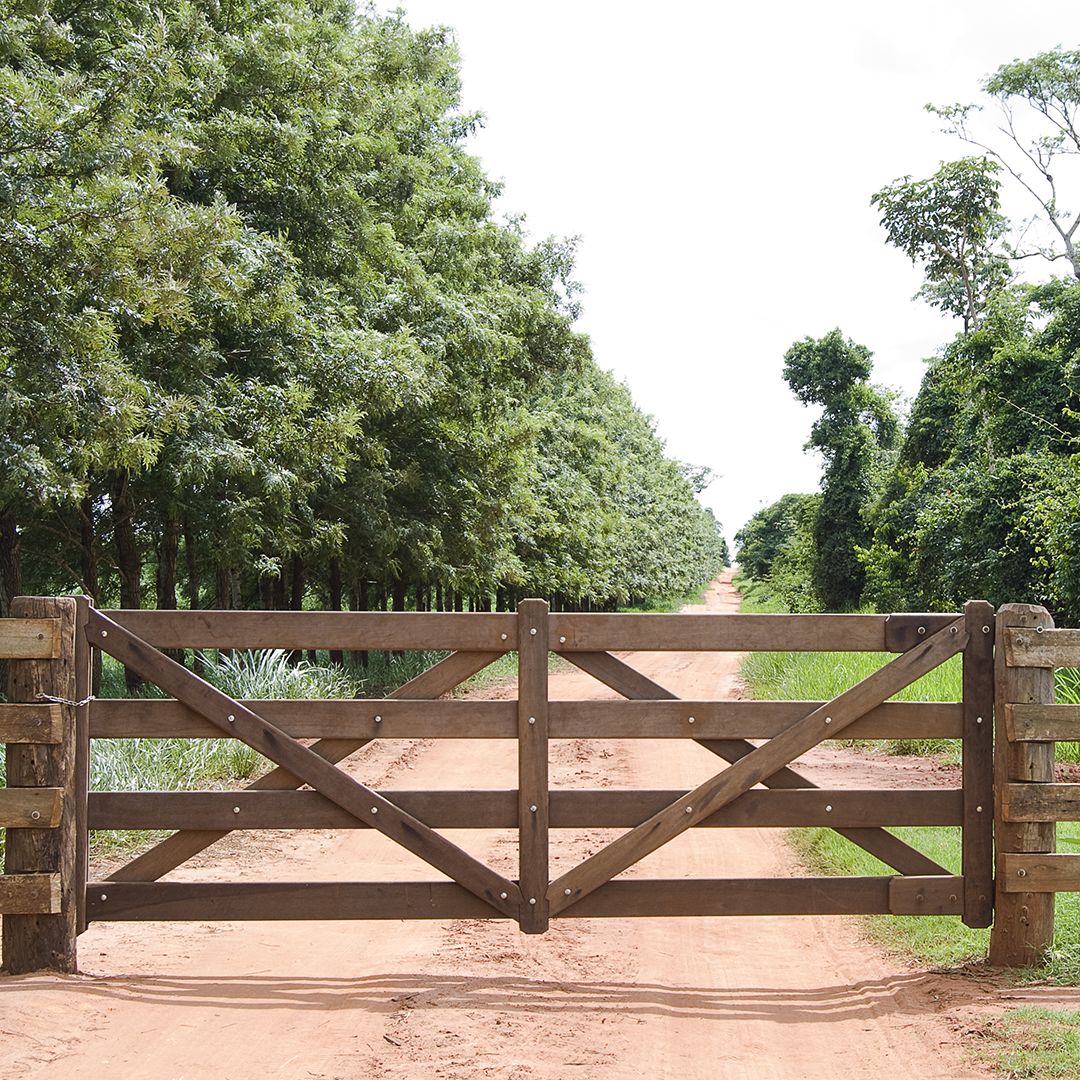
[
  {"left": 517, "top": 598, "right": 549, "bottom": 933},
  {"left": 3, "top": 596, "right": 80, "bottom": 974},
  {"left": 990, "top": 603, "right": 1055, "bottom": 967}
]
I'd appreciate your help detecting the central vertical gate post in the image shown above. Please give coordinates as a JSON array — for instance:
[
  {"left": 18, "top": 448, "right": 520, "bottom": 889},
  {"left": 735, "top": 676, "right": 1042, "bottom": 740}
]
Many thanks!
[
  {"left": 517, "top": 598, "right": 549, "bottom": 933},
  {"left": 990, "top": 603, "right": 1055, "bottom": 966},
  {"left": 962, "top": 600, "right": 995, "bottom": 928}
]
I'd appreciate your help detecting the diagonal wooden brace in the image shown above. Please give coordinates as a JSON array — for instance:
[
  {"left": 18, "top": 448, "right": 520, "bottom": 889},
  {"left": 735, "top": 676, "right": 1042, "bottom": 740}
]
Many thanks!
[
  {"left": 549, "top": 617, "right": 967, "bottom": 913},
  {"left": 88, "top": 608, "right": 522, "bottom": 916},
  {"left": 564, "top": 650, "right": 948, "bottom": 877}
]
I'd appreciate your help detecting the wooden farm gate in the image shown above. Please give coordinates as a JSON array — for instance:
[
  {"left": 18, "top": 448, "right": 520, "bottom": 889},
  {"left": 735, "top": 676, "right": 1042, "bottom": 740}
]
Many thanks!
[{"left": 2, "top": 597, "right": 1000, "bottom": 972}]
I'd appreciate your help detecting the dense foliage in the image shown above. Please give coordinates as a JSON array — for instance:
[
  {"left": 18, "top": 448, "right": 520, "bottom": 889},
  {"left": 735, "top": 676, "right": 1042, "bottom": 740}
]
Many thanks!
[
  {"left": 0, "top": 2, "right": 727, "bottom": 651},
  {"left": 737, "top": 46, "right": 1080, "bottom": 622}
]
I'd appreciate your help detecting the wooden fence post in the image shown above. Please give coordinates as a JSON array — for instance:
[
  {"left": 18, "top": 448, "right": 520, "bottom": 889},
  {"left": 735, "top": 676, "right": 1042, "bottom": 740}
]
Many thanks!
[
  {"left": 517, "top": 598, "right": 549, "bottom": 933},
  {"left": 3, "top": 596, "right": 79, "bottom": 974},
  {"left": 990, "top": 603, "right": 1055, "bottom": 967}
]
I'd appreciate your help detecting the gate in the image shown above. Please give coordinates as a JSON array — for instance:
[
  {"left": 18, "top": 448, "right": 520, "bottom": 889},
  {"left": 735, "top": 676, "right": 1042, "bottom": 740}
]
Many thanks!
[{"left": 2, "top": 597, "right": 998, "bottom": 972}]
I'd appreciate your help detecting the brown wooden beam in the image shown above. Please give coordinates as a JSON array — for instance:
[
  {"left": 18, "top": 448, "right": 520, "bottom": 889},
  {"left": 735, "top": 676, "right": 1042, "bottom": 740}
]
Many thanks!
[
  {"left": 0, "top": 874, "right": 62, "bottom": 915},
  {"left": 0, "top": 618, "right": 61, "bottom": 659},
  {"left": 0, "top": 703, "right": 62, "bottom": 743},
  {"left": 0, "top": 788, "right": 63, "bottom": 828},
  {"left": 999, "top": 854, "right": 1080, "bottom": 892}
]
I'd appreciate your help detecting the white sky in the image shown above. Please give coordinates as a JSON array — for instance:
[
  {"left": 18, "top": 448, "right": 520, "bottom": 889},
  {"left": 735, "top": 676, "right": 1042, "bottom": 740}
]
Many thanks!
[{"left": 384, "top": 0, "right": 1079, "bottom": 548}]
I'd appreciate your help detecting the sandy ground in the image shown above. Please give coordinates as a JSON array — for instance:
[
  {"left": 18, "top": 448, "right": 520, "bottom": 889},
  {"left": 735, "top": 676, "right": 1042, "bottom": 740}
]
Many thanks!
[{"left": 0, "top": 574, "right": 1014, "bottom": 1078}]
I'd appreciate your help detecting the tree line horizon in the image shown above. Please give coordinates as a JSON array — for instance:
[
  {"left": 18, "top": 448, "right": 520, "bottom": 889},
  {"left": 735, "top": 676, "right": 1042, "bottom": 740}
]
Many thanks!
[{"left": 737, "top": 46, "right": 1080, "bottom": 624}]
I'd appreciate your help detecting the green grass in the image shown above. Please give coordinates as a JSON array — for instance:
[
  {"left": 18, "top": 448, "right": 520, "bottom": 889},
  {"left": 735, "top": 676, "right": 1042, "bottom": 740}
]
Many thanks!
[{"left": 975, "top": 1008, "right": 1080, "bottom": 1078}]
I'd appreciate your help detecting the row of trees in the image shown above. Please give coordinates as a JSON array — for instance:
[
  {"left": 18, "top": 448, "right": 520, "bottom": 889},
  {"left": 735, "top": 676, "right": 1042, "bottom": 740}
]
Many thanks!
[
  {"left": 737, "top": 47, "right": 1080, "bottom": 623},
  {"left": 2, "top": 2, "right": 728, "bottom": 648}
]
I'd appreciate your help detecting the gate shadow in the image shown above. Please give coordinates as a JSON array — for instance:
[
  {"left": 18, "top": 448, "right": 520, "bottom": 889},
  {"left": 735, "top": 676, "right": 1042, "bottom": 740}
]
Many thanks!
[{"left": 3, "top": 971, "right": 969, "bottom": 1025}]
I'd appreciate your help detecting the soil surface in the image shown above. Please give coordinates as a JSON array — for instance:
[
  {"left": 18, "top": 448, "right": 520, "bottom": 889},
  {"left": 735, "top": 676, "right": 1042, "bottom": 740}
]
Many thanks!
[{"left": 0, "top": 573, "right": 1008, "bottom": 1077}]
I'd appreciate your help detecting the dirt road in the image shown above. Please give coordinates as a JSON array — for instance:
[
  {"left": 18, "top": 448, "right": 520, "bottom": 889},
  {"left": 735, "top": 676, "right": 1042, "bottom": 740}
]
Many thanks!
[{"left": 0, "top": 574, "right": 990, "bottom": 1078}]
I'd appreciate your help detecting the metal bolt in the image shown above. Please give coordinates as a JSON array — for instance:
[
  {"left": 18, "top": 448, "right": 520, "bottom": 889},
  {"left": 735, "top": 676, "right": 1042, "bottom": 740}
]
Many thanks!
[
  {"left": 1018, "top": 867, "right": 1028, "bottom": 877},
  {"left": 1037, "top": 626, "right": 1045, "bottom": 634},
  {"left": 227, "top": 714, "right": 235, "bottom": 723},
  {"left": 233, "top": 806, "right": 240, "bottom": 814},
  {"left": 976, "top": 716, "right": 984, "bottom": 724},
  {"left": 528, "top": 716, "right": 536, "bottom": 725},
  {"left": 530, "top": 627, "right": 537, "bottom": 636},
  {"left": 976, "top": 805, "right": 983, "bottom": 813},
  {"left": 688, "top": 716, "right": 695, "bottom": 724},
  {"left": 564, "top": 888, "right": 572, "bottom": 896},
  {"left": 982, "top": 625, "right": 991, "bottom": 634},
  {"left": 374, "top": 715, "right": 382, "bottom": 723},
  {"left": 529, "top": 897, "right": 537, "bottom": 905},
  {"left": 530, "top": 804, "right": 537, "bottom": 813},
  {"left": 825, "top": 804, "right": 833, "bottom": 813},
  {"left": 100, "top": 630, "right": 108, "bottom": 638},
  {"left": 559, "top": 636, "right": 567, "bottom": 644},
  {"left": 950, "top": 626, "right": 958, "bottom": 635},
  {"left": 949, "top": 894, "right": 957, "bottom": 903},
  {"left": 825, "top": 716, "right": 832, "bottom": 725},
  {"left": 501, "top": 633, "right": 508, "bottom": 641},
  {"left": 100, "top": 893, "right": 108, "bottom": 902},
  {"left": 500, "top": 891, "right": 508, "bottom": 900},
  {"left": 685, "top": 806, "right": 693, "bottom": 814},
  {"left": 30, "top": 810, "right": 40, "bottom": 820},
  {"left": 918, "top": 626, "right": 926, "bottom": 635},
  {"left": 371, "top": 807, "right": 378, "bottom": 814}
]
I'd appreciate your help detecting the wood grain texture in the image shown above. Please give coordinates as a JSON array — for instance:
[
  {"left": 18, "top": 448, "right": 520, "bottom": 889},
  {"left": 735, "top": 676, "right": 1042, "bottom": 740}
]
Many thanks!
[
  {"left": 3, "top": 597, "right": 78, "bottom": 974},
  {"left": 89, "top": 608, "right": 520, "bottom": 917},
  {"left": 1005, "top": 627, "right": 1080, "bottom": 669},
  {"left": 962, "top": 600, "right": 995, "bottom": 927},
  {"left": 1002, "top": 783, "right": 1080, "bottom": 822},
  {"left": 86, "top": 875, "right": 965, "bottom": 922},
  {"left": 1006, "top": 704, "right": 1080, "bottom": 742},
  {"left": 104, "top": 649, "right": 503, "bottom": 884},
  {"left": 0, "top": 618, "right": 60, "bottom": 659},
  {"left": 517, "top": 599, "right": 549, "bottom": 932},
  {"left": 0, "top": 788, "right": 63, "bottom": 828},
  {"left": 1000, "top": 854, "right": 1080, "bottom": 892},
  {"left": 563, "top": 650, "right": 949, "bottom": 877},
  {"left": 546, "top": 619, "right": 965, "bottom": 911},
  {"left": 89, "top": 697, "right": 962, "bottom": 741},
  {"left": 88, "top": 787, "right": 962, "bottom": 831},
  {"left": 0, "top": 703, "right": 62, "bottom": 743},
  {"left": 0, "top": 874, "right": 61, "bottom": 915},
  {"left": 101, "top": 609, "right": 516, "bottom": 650},
  {"left": 991, "top": 604, "right": 1057, "bottom": 967}
]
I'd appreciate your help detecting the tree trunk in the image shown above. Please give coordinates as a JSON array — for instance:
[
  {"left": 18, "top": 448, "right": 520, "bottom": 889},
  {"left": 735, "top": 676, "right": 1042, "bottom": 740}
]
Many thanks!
[
  {"left": 183, "top": 518, "right": 201, "bottom": 610},
  {"left": 0, "top": 507, "right": 22, "bottom": 621},
  {"left": 289, "top": 554, "right": 306, "bottom": 665},
  {"left": 110, "top": 471, "right": 142, "bottom": 692},
  {"left": 328, "top": 559, "right": 344, "bottom": 666},
  {"left": 156, "top": 512, "right": 183, "bottom": 665},
  {"left": 349, "top": 582, "right": 368, "bottom": 669}
]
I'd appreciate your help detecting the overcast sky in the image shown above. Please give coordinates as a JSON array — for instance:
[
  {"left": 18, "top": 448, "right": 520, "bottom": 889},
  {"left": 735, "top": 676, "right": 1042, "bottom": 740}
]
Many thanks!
[{"left": 382, "top": 0, "right": 1078, "bottom": 547}]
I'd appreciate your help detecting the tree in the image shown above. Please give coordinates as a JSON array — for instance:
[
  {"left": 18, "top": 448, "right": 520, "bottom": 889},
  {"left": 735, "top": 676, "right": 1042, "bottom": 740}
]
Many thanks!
[
  {"left": 930, "top": 48, "right": 1080, "bottom": 279},
  {"left": 872, "top": 158, "right": 1010, "bottom": 332},
  {"left": 783, "top": 330, "right": 897, "bottom": 610}
]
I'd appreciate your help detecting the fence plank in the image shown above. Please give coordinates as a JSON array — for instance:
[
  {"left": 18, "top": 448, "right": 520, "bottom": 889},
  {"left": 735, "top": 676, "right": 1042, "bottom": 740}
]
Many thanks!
[
  {"left": 88, "top": 608, "right": 521, "bottom": 917},
  {"left": 517, "top": 599, "right": 549, "bottom": 932},
  {"left": 86, "top": 875, "right": 965, "bottom": 922},
  {"left": 1005, "top": 627, "right": 1080, "bottom": 669},
  {"left": 3, "top": 597, "right": 78, "bottom": 974},
  {"left": 564, "top": 650, "right": 949, "bottom": 877},
  {"left": 0, "top": 788, "right": 63, "bottom": 828},
  {"left": 1006, "top": 704, "right": 1080, "bottom": 742},
  {"left": 991, "top": 604, "right": 1056, "bottom": 967},
  {"left": 962, "top": 600, "right": 995, "bottom": 927},
  {"left": 1000, "top": 854, "right": 1080, "bottom": 892},
  {"left": 89, "top": 697, "right": 962, "bottom": 741},
  {"left": 1002, "top": 783, "right": 1080, "bottom": 822},
  {"left": 89, "top": 787, "right": 962, "bottom": 831},
  {"left": 549, "top": 618, "right": 967, "bottom": 913},
  {"left": 101, "top": 609, "right": 515, "bottom": 651},
  {"left": 0, "top": 703, "right": 62, "bottom": 743},
  {"left": 0, "top": 618, "right": 60, "bottom": 659},
  {"left": 0, "top": 874, "right": 62, "bottom": 915},
  {"left": 105, "top": 649, "right": 503, "bottom": 884}
]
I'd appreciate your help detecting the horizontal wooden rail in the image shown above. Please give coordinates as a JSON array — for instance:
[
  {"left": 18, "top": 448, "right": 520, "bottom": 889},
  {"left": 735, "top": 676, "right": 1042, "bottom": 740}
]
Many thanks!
[
  {"left": 85, "top": 875, "right": 964, "bottom": 922},
  {"left": 0, "top": 873, "right": 62, "bottom": 915},
  {"left": 100, "top": 610, "right": 517, "bottom": 651},
  {"left": 1002, "top": 783, "right": 1080, "bottom": 822},
  {"left": 1000, "top": 854, "right": 1080, "bottom": 892},
  {"left": 88, "top": 787, "right": 962, "bottom": 831},
  {"left": 0, "top": 788, "right": 64, "bottom": 828},
  {"left": 1004, "top": 627, "right": 1080, "bottom": 668},
  {"left": 547, "top": 613, "right": 958, "bottom": 653},
  {"left": 1005, "top": 704, "right": 1080, "bottom": 742},
  {"left": 0, "top": 618, "right": 61, "bottom": 659},
  {"left": 96, "top": 609, "right": 961, "bottom": 653},
  {"left": 88, "top": 698, "right": 963, "bottom": 741},
  {"left": 0, "top": 703, "right": 62, "bottom": 743}
]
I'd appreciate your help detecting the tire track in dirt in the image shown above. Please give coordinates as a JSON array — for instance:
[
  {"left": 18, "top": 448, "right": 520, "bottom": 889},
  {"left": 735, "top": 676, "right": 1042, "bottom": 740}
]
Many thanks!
[{"left": 0, "top": 574, "right": 991, "bottom": 1078}]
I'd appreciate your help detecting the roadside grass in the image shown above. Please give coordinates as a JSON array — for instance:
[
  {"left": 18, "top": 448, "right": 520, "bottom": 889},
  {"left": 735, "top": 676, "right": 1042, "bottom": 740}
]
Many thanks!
[{"left": 974, "top": 1008, "right": 1080, "bottom": 1078}]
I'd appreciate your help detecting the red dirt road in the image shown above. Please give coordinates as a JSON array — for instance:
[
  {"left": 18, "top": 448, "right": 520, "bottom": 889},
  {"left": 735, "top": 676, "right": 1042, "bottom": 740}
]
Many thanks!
[{"left": 0, "top": 575, "right": 992, "bottom": 1078}]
